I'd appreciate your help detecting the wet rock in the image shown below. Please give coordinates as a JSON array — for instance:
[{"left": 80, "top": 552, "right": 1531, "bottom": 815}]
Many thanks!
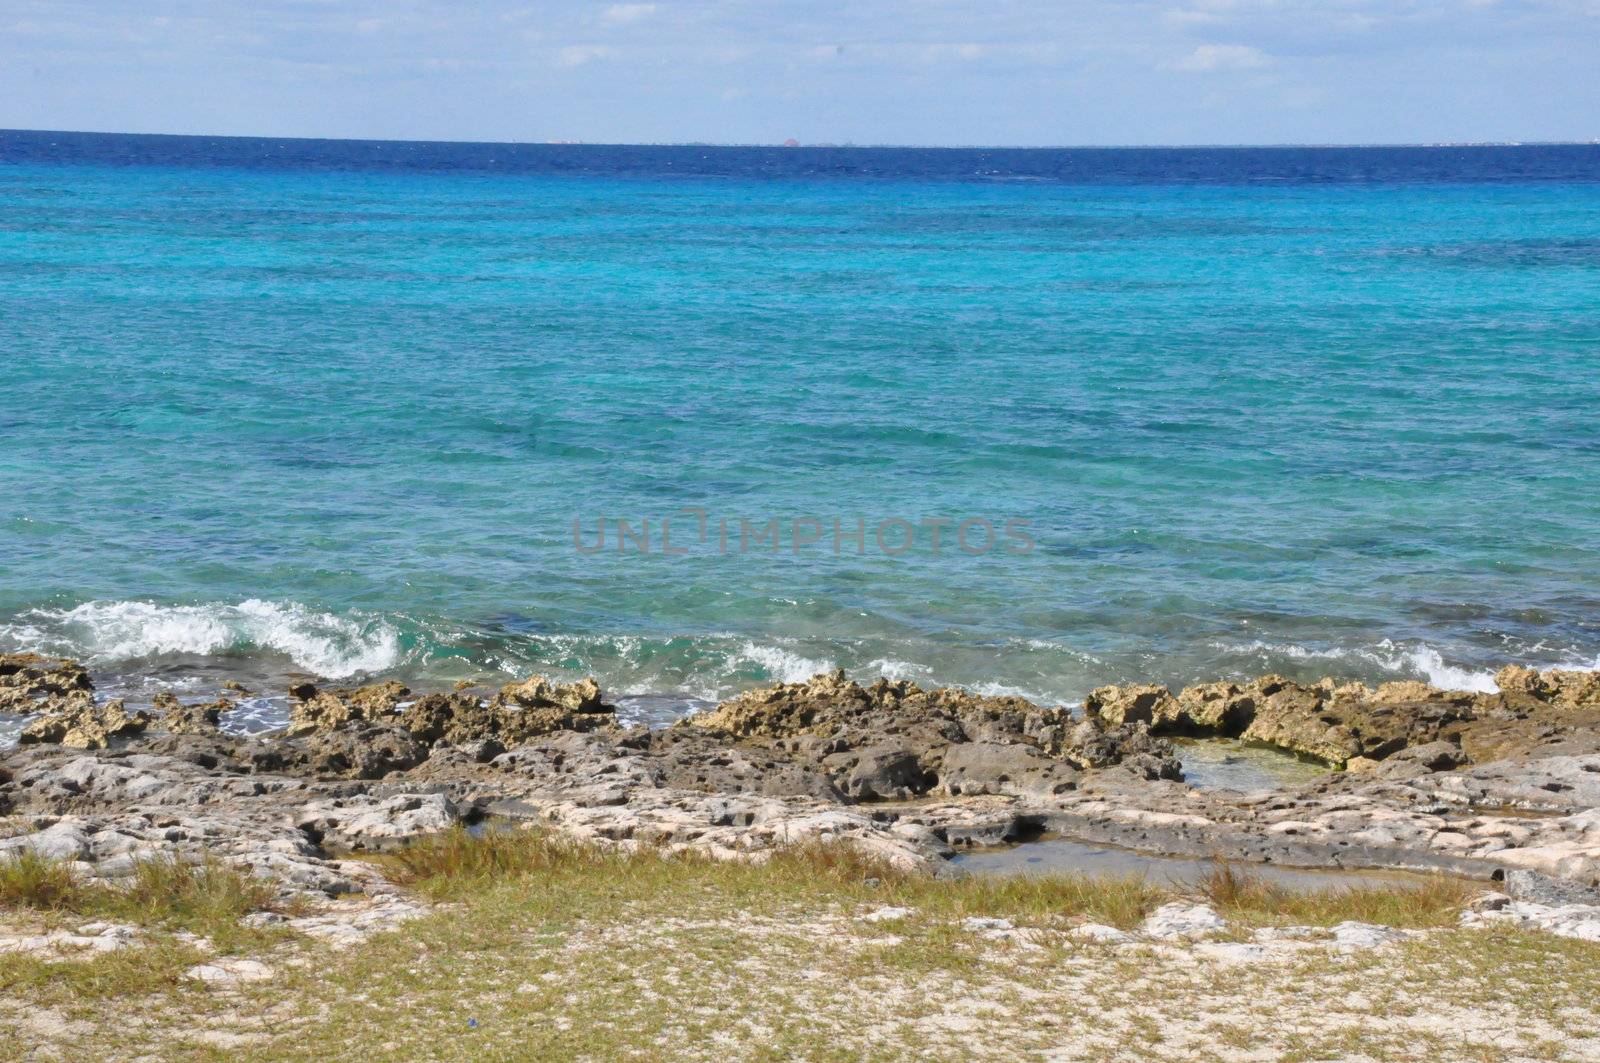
[
  {"left": 151, "top": 692, "right": 230, "bottom": 735},
  {"left": 0, "top": 653, "right": 94, "bottom": 715},
  {"left": 285, "top": 681, "right": 410, "bottom": 736},
  {"left": 18, "top": 697, "right": 153, "bottom": 750},
  {"left": 399, "top": 678, "right": 615, "bottom": 748}
]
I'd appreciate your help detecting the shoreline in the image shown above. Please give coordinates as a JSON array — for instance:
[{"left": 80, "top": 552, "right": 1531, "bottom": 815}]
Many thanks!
[
  {"left": 5, "top": 652, "right": 1600, "bottom": 1057},
  {"left": 4, "top": 654, "right": 1599, "bottom": 885}
]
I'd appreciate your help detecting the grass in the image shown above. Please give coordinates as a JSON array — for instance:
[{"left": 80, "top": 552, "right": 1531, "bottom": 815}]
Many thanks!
[
  {"left": 1198, "top": 860, "right": 1479, "bottom": 928},
  {"left": 6, "top": 829, "right": 1595, "bottom": 1061},
  {"left": 0, "top": 849, "right": 81, "bottom": 910},
  {"left": 382, "top": 827, "right": 1169, "bottom": 928},
  {"left": 0, "top": 850, "right": 280, "bottom": 948}
]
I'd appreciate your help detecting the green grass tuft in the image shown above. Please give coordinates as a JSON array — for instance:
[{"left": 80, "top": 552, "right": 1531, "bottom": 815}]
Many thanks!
[
  {"left": 1199, "top": 860, "right": 1477, "bottom": 928},
  {"left": 0, "top": 848, "right": 85, "bottom": 910},
  {"left": 1, "top": 851, "right": 280, "bottom": 947}
]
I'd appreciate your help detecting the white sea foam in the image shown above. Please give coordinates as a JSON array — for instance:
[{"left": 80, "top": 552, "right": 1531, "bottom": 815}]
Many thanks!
[
  {"left": 863, "top": 657, "right": 936, "bottom": 683},
  {"left": 1214, "top": 638, "right": 1499, "bottom": 692},
  {"left": 730, "top": 641, "right": 835, "bottom": 684},
  {"left": 0, "top": 600, "right": 402, "bottom": 679}
]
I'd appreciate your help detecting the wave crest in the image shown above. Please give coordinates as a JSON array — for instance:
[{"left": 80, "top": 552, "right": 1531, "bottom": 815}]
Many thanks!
[
  {"left": 1212, "top": 638, "right": 1500, "bottom": 692},
  {"left": 0, "top": 599, "right": 402, "bottom": 679}
]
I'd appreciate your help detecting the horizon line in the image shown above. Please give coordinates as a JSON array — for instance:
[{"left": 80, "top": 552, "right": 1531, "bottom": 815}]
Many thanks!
[{"left": 4, "top": 126, "right": 1598, "bottom": 152}]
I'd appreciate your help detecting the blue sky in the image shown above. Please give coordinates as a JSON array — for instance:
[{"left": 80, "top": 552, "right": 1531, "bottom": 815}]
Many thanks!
[{"left": 2, "top": 1, "right": 1597, "bottom": 145}]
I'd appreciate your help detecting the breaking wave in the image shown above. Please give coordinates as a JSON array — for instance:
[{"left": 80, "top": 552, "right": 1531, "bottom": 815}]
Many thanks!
[
  {"left": 3, "top": 599, "right": 1594, "bottom": 709},
  {"left": 0, "top": 600, "right": 403, "bottom": 679},
  {"left": 1211, "top": 638, "right": 1521, "bottom": 693}
]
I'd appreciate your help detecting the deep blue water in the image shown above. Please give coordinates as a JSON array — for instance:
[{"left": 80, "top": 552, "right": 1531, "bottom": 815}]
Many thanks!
[{"left": 2, "top": 130, "right": 1598, "bottom": 726}]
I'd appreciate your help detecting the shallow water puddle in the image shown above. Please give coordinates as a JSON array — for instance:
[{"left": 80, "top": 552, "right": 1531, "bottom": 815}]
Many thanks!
[
  {"left": 1175, "top": 737, "right": 1331, "bottom": 791},
  {"left": 951, "top": 836, "right": 1441, "bottom": 892}
]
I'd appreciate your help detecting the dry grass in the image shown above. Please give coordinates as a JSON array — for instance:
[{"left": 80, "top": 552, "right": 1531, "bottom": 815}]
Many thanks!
[
  {"left": 0, "top": 849, "right": 82, "bottom": 910},
  {"left": 3, "top": 830, "right": 1596, "bottom": 1062},
  {"left": 0, "top": 851, "right": 278, "bottom": 946},
  {"left": 382, "top": 827, "right": 1170, "bottom": 928},
  {"left": 1199, "top": 860, "right": 1478, "bottom": 928}
]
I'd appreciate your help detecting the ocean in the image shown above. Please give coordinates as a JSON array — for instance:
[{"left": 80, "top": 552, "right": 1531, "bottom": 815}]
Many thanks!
[{"left": 3, "top": 130, "right": 1599, "bottom": 737}]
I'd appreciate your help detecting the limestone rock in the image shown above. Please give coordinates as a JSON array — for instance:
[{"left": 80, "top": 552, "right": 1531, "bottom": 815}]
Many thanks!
[
  {"left": 18, "top": 697, "right": 152, "bottom": 750},
  {"left": 285, "top": 681, "right": 410, "bottom": 737},
  {"left": 696, "top": 670, "right": 1173, "bottom": 798},
  {"left": 939, "top": 741, "right": 1080, "bottom": 798},
  {"left": 1083, "top": 684, "right": 1178, "bottom": 727},
  {"left": 301, "top": 723, "right": 427, "bottom": 780},
  {"left": 1503, "top": 869, "right": 1600, "bottom": 907},
  {"left": 0, "top": 653, "right": 93, "bottom": 716},
  {"left": 151, "top": 692, "right": 229, "bottom": 735},
  {"left": 1140, "top": 903, "right": 1228, "bottom": 941}
]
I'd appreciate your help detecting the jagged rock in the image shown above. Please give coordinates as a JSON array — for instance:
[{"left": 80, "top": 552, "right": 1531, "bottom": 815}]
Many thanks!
[
  {"left": 151, "top": 692, "right": 229, "bottom": 735},
  {"left": 1495, "top": 665, "right": 1600, "bottom": 710},
  {"left": 302, "top": 723, "right": 427, "bottom": 780},
  {"left": 1083, "top": 684, "right": 1177, "bottom": 727},
  {"left": 834, "top": 744, "right": 931, "bottom": 801},
  {"left": 1060, "top": 719, "right": 1175, "bottom": 774},
  {"left": 295, "top": 793, "right": 461, "bottom": 850},
  {"left": 1082, "top": 669, "right": 1600, "bottom": 768},
  {"left": 0, "top": 653, "right": 94, "bottom": 715},
  {"left": 400, "top": 691, "right": 492, "bottom": 745},
  {"left": 696, "top": 670, "right": 1173, "bottom": 798},
  {"left": 498, "top": 675, "right": 603, "bottom": 713},
  {"left": 18, "top": 697, "right": 152, "bottom": 750},
  {"left": 284, "top": 681, "right": 410, "bottom": 737},
  {"left": 395, "top": 677, "right": 614, "bottom": 748}
]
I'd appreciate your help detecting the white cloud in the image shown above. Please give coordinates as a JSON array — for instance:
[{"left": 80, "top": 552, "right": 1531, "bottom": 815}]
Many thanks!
[
  {"left": 1172, "top": 43, "right": 1270, "bottom": 71},
  {"left": 556, "top": 44, "right": 620, "bottom": 67},
  {"left": 601, "top": 4, "right": 657, "bottom": 26}
]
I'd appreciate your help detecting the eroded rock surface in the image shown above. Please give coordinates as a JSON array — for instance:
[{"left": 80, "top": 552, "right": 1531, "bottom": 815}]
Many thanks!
[
  {"left": 0, "top": 654, "right": 93, "bottom": 716},
  {"left": 694, "top": 669, "right": 1178, "bottom": 799},
  {"left": 1086, "top": 665, "right": 1600, "bottom": 768},
  {"left": 18, "top": 698, "right": 152, "bottom": 750},
  {"left": 3, "top": 660, "right": 1600, "bottom": 913}
]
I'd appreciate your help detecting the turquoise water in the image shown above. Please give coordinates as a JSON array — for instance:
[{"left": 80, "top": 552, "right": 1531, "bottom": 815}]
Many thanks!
[{"left": 3, "top": 136, "right": 1599, "bottom": 711}]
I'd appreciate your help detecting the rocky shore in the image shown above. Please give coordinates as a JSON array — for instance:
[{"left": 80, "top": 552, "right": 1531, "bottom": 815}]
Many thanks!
[{"left": 4, "top": 652, "right": 1600, "bottom": 931}]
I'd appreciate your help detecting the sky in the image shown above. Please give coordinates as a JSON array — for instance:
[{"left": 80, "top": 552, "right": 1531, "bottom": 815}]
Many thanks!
[{"left": 1, "top": 0, "right": 1597, "bottom": 146}]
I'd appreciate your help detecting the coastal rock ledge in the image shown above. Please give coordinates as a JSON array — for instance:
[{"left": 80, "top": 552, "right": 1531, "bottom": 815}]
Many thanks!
[{"left": 4, "top": 654, "right": 1600, "bottom": 926}]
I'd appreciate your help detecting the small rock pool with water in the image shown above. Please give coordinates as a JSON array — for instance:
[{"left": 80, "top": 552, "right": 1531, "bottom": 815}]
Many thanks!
[{"left": 948, "top": 836, "right": 1437, "bottom": 892}]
